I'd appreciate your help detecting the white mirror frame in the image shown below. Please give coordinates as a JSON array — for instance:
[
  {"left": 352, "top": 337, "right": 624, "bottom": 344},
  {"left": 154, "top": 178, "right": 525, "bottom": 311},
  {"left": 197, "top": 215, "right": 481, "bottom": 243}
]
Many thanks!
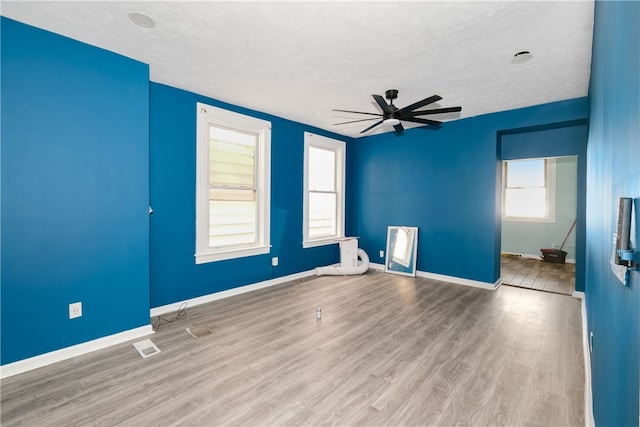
[{"left": 384, "top": 226, "right": 418, "bottom": 277}]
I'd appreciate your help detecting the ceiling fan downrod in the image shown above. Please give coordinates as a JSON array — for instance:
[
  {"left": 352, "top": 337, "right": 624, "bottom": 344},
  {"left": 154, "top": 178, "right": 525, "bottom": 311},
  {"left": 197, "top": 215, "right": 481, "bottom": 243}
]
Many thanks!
[{"left": 385, "top": 89, "right": 399, "bottom": 105}]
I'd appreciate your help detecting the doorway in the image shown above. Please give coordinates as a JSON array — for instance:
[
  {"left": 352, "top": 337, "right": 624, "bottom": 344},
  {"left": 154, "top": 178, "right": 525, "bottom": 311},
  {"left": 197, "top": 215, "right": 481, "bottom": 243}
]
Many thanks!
[{"left": 500, "top": 155, "right": 578, "bottom": 295}]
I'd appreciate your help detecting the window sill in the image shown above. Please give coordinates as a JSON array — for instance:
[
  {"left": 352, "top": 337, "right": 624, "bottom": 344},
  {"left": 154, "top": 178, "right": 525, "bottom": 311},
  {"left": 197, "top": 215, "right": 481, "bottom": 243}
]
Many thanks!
[
  {"left": 302, "top": 237, "right": 343, "bottom": 249},
  {"left": 195, "top": 245, "right": 270, "bottom": 264},
  {"left": 503, "top": 216, "right": 556, "bottom": 224}
]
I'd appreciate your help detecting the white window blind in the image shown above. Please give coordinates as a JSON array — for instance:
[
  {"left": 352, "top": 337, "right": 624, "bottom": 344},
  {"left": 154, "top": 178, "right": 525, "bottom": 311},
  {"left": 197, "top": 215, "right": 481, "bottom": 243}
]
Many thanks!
[{"left": 209, "top": 127, "right": 258, "bottom": 248}]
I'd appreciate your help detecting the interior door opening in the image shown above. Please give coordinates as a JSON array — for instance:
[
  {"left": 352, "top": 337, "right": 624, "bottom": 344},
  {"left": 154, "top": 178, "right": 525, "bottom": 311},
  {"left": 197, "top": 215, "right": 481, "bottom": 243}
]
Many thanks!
[{"left": 499, "top": 155, "right": 578, "bottom": 295}]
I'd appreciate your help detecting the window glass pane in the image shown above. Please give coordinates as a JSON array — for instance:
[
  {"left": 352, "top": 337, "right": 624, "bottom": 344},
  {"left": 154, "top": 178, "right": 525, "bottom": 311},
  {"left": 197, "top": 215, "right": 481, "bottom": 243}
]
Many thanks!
[
  {"left": 505, "top": 188, "right": 546, "bottom": 217},
  {"left": 209, "top": 127, "right": 256, "bottom": 187},
  {"left": 309, "top": 147, "right": 335, "bottom": 192},
  {"left": 507, "top": 159, "right": 545, "bottom": 188},
  {"left": 309, "top": 192, "right": 336, "bottom": 238}
]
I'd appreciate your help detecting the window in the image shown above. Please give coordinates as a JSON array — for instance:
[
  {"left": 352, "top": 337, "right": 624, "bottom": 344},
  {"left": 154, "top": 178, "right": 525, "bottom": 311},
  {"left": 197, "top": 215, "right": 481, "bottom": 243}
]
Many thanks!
[
  {"left": 195, "top": 102, "right": 271, "bottom": 263},
  {"left": 303, "top": 132, "right": 346, "bottom": 247},
  {"left": 503, "top": 158, "right": 555, "bottom": 221}
]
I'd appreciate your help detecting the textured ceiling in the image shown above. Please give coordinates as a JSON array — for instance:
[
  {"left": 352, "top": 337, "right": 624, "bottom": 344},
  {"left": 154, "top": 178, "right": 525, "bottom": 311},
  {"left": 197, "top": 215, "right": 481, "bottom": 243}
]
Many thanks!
[{"left": 2, "top": 1, "right": 594, "bottom": 138}]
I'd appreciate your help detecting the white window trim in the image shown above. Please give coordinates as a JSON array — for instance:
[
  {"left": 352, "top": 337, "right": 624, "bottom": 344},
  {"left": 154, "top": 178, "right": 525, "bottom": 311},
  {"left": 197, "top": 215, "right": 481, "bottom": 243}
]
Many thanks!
[
  {"left": 195, "top": 102, "right": 271, "bottom": 263},
  {"left": 502, "top": 157, "right": 556, "bottom": 223},
  {"left": 303, "top": 132, "right": 346, "bottom": 248}
]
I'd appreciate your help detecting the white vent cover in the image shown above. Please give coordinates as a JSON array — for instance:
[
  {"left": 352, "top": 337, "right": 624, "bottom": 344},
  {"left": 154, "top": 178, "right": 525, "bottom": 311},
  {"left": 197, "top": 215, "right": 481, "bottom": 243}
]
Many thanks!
[{"left": 133, "top": 339, "right": 161, "bottom": 358}]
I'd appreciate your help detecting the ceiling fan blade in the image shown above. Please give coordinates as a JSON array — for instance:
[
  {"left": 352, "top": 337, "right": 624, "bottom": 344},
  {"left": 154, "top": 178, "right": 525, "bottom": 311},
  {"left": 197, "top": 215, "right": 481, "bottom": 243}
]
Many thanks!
[
  {"left": 331, "top": 109, "right": 382, "bottom": 117},
  {"left": 393, "top": 123, "right": 405, "bottom": 134},
  {"left": 398, "top": 95, "right": 443, "bottom": 114},
  {"left": 334, "top": 117, "right": 382, "bottom": 125},
  {"left": 332, "top": 109, "right": 382, "bottom": 117},
  {"left": 360, "top": 120, "right": 384, "bottom": 133},
  {"left": 372, "top": 94, "right": 393, "bottom": 114},
  {"left": 401, "top": 117, "right": 442, "bottom": 127},
  {"left": 402, "top": 106, "right": 462, "bottom": 117}
]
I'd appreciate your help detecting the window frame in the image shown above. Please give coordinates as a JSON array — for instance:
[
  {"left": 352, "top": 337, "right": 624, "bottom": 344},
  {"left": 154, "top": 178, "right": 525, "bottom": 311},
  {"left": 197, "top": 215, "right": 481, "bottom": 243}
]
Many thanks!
[
  {"left": 302, "top": 132, "right": 346, "bottom": 248},
  {"left": 195, "top": 102, "right": 271, "bottom": 264},
  {"left": 502, "top": 157, "right": 556, "bottom": 223}
]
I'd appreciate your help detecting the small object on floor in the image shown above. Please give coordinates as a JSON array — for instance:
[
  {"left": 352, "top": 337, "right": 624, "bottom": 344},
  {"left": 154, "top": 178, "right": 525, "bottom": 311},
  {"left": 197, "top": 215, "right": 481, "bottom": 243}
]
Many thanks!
[
  {"left": 540, "top": 248, "right": 568, "bottom": 263},
  {"left": 316, "top": 307, "right": 322, "bottom": 320},
  {"left": 186, "top": 325, "right": 212, "bottom": 338},
  {"left": 133, "top": 339, "right": 161, "bottom": 358}
]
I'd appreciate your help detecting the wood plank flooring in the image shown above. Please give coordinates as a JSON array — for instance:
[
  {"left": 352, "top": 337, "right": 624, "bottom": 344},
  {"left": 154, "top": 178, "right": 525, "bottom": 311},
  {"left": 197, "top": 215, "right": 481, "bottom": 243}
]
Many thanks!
[
  {"left": 1, "top": 271, "right": 584, "bottom": 426},
  {"left": 501, "top": 255, "right": 576, "bottom": 295}
]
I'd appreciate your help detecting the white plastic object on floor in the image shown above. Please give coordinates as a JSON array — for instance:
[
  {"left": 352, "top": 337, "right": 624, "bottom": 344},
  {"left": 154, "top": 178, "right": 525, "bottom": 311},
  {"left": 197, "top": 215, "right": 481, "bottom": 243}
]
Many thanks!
[{"left": 315, "top": 248, "right": 370, "bottom": 276}]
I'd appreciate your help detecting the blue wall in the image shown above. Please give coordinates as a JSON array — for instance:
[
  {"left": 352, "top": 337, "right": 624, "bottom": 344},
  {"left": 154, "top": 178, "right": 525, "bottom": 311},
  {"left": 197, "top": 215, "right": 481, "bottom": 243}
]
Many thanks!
[
  {"left": 352, "top": 99, "right": 589, "bottom": 285},
  {"left": 1, "top": 18, "right": 151, "bottom": 364},
  {"left": 586, "top": 1, "right": 640, "bottom": 425},
  {"left": 501, "top": 122, "right": 588, "bottom": 291},
  {"left": 149, "top": 83, "right": 352, "bottom": 307}
]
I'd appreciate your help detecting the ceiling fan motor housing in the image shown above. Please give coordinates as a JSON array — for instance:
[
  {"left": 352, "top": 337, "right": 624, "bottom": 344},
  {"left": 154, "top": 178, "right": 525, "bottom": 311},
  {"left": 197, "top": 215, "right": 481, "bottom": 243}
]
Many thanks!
[{"left": 385, "top": 89, "right": 399, "bottom": 102}]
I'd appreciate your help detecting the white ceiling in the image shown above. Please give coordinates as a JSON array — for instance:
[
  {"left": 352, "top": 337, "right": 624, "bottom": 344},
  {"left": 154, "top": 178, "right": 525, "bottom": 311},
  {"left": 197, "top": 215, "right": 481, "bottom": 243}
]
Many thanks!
[{"left": 2, "top": 1, "right": 594, "bottom": 138}]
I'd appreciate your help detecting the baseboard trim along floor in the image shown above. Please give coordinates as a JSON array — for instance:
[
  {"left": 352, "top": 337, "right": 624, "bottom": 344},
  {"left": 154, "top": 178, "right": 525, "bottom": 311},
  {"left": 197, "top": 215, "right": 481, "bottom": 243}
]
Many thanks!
[
  {"left": 0, "top": 325, "right": 154, "bottom": 379},
  {"left": 369, "top": 262, "right": 501, "bottom": 290},
  {"left": 150, "top": 269, "right": 318, "bottom": 317},
  {"left": 501, "top": 251, "right": 577, "bottom": 264},
  {"left": 581, "top": 296, "right": 595, "bottom": 426}
]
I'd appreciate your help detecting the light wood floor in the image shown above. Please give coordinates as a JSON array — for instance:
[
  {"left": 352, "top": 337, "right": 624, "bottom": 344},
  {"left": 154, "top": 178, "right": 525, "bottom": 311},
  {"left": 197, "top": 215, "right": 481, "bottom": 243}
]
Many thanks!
[
  {"left": 501, "top": 255, "right": 576, "bottom": 296},
  {"left": 1, "top": 271, "right": 584, "bottom": 426}
]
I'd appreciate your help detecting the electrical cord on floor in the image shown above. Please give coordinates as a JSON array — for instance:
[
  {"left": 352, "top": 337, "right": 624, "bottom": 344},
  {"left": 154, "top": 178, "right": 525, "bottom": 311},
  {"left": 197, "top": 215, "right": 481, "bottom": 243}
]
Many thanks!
[{"left": 152, "top": 302, "right": 188, "bottom": 331}]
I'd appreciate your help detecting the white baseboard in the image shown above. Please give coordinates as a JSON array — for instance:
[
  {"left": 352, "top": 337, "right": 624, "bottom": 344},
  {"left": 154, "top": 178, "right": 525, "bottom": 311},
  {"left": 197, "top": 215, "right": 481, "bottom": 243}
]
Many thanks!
[
  {"left": 369, "top": 262, "right": 385, "bottom": 270},
  {"left": 369, "top": 263, "right": 501, "bottom": 290},
  {"left": 581, "top": 296, "right": 595, "bottom": 427},
  {"left": 417, "top": 270, "right": 501, "bottom": 290},
  {"left": 572, "top": 290, "right": 585, "bottom": 299},
  {"left": 151, "top": 269, "right": 317, "bottom": 317},
  {"left": 0, "top": 325, "right": 153, "bottom": 379},
  {"left": 502, "top": 252, "right": 576, "bottom": 264}
]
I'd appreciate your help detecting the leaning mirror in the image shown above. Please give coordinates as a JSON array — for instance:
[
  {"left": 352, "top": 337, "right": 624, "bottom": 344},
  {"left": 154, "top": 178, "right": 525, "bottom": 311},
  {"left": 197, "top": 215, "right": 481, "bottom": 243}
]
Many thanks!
[{"left": 384, "top": 226, "right": 418, "bottom": 277}]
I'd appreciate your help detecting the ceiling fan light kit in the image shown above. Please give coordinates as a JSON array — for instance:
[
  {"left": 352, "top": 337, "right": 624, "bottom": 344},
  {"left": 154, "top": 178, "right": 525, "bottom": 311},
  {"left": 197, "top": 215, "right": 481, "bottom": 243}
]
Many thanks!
[{"left": 333, "top": 89, "right": 462, "bottom": 135}]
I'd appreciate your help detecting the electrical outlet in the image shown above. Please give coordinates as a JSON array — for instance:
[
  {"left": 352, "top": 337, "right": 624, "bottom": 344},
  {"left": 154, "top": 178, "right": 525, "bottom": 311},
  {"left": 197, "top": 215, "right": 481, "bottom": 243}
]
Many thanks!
[
  {"left": 69, "top": 302, "right": 82, "bottom": 319},
  {"left": 379, "top": 250, "right": 384, "bottom": 258},
  {"left": 272, "top": 256, "right": 279, "bottom": 267}
]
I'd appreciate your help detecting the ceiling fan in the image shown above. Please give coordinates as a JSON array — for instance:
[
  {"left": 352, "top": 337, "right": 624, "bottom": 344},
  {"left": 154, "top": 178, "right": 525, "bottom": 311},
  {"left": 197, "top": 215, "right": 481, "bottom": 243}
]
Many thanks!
[{"left": 333, "top": 89, "right": 462, "bottom": 135}]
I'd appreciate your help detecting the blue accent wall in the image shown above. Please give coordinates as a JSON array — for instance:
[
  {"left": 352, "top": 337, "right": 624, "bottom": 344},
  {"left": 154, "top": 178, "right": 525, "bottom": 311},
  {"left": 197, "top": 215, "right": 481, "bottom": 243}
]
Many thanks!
[
  {"left": 352, "top": 99, "right": 589, "bottom": 285},
  {"left": 1, "top": 18, "right": 151, "bottom": 364},
  {"left": 500, "top": 122, "right": 588, "bottom": 291},
  {"left": 149, "top": 83, "right": 351, "bottom": 307},
  {"left": 587, "top": 1, "right": 640, "bottom": 425}
]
